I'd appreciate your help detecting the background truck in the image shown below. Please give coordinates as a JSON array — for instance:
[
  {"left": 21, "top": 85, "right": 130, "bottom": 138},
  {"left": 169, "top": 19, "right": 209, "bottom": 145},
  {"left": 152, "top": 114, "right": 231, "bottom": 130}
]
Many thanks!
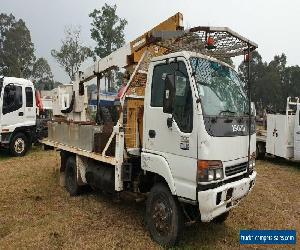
[
  {"left": 0, "top": 76, "right": 48, "bottom": 156},
  {"left": 42, "top": 13, "right": 257, "bottom": 246},
  {"left": 256, "top": 97, "right": 300, "bottom": 160}
]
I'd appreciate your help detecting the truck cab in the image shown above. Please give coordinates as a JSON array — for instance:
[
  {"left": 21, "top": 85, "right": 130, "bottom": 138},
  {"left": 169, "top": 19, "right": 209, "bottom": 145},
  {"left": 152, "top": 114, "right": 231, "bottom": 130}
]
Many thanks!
[
  {"left": 143, "top": 51, "right": 256, "bottom": 222},
  {"left": 0, "top": 76, "right": 36, "bottom": 156}
]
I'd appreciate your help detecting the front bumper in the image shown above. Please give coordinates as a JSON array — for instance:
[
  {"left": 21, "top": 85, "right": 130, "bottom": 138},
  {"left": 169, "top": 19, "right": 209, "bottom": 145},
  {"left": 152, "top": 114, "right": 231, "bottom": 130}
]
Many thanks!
[{"left": 198, "top": 171, "right": 256, "bottom": 222}]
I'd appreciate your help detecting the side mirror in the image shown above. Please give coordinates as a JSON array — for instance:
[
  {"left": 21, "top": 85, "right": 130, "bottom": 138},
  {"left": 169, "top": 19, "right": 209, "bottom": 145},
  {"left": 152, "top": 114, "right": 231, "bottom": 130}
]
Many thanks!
[{"left": 163, "top": 74, "right": 175, "bottom": 114}]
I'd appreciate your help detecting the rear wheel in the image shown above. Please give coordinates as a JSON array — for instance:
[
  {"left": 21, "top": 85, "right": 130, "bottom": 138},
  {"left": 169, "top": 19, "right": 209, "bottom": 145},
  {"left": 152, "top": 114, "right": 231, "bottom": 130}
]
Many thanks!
[
  {"left": 146, "top": 183, "right": 183, "bottom": 247},
  {"left": 65, "top": 156, "right": 81, "bottom": 196},
  {"left": 9, "top": 133, "right": 28, "bottom": 157},
  {"left": 256, "top": 142, "right": 266, "bottom": 159}
]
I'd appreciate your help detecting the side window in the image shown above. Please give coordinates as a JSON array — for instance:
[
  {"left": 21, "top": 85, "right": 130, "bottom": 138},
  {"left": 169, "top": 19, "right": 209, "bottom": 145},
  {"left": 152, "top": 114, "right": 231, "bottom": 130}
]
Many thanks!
[
  {"left": 3, "top": 85, "right": 23, "bottom": 115},
  {"left": 151, "top": 61, "right": 193, "bottom": 133},
  {"left": 151, "top": 62, "right": 178, "bottom": 107},
  {"left": 25, "top": 87, "right": 33, "bottom": 107},
  {"left": 173, "top": 64, "right": 193, "bottom": 133},
  {"left": 151, "top": 64, "right": 169, "bottom": 107}
]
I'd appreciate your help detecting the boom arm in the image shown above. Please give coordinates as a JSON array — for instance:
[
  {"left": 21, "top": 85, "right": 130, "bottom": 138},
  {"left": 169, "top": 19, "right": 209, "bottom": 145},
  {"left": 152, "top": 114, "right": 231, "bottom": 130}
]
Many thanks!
[
  {"left": 61, "top": 12, "right": 257, "bottom": 122},
  {"left": 74, "top": 12, "right": 184, "bottom": 85}
]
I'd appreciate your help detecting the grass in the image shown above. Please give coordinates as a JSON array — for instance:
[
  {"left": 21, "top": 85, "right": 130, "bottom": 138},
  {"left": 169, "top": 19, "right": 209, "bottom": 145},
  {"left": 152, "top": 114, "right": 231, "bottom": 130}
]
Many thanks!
[{"left": 0, "top": 148, "right": 299, "bottom": 249}]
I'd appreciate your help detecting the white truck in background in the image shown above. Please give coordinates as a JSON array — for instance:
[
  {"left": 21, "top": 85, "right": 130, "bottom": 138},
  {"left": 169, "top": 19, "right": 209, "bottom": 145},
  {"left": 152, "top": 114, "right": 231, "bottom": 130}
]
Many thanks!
[
  {"left": 42, "top": 13, "right": 258, "bottom": 247},
  {"left": 256, "top": 97, "right": 300, "bottom": 160},
  {"left": 0, "top": 76, "right": 48, "bottom": 156}
]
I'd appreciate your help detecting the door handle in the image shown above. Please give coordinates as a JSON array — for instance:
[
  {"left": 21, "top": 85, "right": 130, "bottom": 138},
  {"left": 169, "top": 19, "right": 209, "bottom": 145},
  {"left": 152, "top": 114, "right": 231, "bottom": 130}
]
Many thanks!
[
  {"left": 296, "top": 131, "right": 300, "bottom": 135},
  {"left": 149, "top": 130, "right": 156, "bottom": 138},
  {"left": 18, "top": 112, "right": 24, "bottom": 116}
]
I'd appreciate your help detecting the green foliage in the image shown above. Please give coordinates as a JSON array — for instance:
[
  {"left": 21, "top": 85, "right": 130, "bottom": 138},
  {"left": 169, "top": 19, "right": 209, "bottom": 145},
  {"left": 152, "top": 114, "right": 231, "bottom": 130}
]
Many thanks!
[
  {"left": 89, "top": 4, "right": 127, "bottom": 92},
  {"left": 238, "top": 51, "right": 300, "bottom": 113},
  {"left": 0, "top": 13, "right": 56, "bottom": 91},
  {"left": 51, "top": 26, "right": 93, "bottom": 81},
  {"left": 89, "top": 4, "right": 127, "bottom": 58},
  {"left": 32, "top": 57, "right": 56, "bottom": 90},
  {"left": 0, "top": 13, "right": 15, "bottom": 46},
  {"left": 0, "top": 13, "right": 35, "bottom": 78},
  {"left": 32, "top": 57, "right": 53, "bottom": 82}
]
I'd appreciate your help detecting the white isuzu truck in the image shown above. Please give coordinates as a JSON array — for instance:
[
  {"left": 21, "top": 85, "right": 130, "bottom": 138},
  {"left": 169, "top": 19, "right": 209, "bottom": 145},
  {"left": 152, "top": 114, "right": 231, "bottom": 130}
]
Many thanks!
[
  {"left": 0, "top": 76, "right": 49, "bottom": 156},
  {"left": 42, "top": 13, "right": 257, "bottom": 246},
  {"left": 0, "top": 76, "right": 37, "bottom": 156}
]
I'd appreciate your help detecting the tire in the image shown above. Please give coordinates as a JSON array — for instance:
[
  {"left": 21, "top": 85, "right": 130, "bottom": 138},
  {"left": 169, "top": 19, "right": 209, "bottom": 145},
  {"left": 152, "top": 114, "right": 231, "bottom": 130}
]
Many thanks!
[
  {"left": 9, "top": 133, "right": 28, "bottom": 157},
  {"left": 256, "top": 142, "right": 266, "bottom": 159},
  {"left": 146, "top": 183, "right": 184, "bottom": 247},
  {"left": 213, "top": 211, "right": 230, "bottom": 223},
  {"left": 65, "top": 156, "right": 81, "bottom": 196}
]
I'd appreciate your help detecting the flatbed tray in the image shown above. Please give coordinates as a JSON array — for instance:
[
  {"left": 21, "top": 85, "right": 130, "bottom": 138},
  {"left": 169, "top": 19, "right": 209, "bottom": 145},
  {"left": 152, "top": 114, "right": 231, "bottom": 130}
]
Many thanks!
[{"left": 42, "top": 138, "right": 117, "bottom": 165}]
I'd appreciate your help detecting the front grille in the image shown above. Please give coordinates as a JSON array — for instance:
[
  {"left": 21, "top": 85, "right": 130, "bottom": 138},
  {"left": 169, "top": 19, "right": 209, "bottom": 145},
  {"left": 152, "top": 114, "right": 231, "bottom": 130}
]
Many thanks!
[{"left": 225, "top": 162, "right": 247, "bottom": 177}]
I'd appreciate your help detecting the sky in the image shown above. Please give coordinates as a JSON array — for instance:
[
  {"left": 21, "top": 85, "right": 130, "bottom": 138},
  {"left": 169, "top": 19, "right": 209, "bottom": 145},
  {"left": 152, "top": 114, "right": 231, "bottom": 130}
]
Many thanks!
[{"left": 1, "top": 0, "right": 300, "bottom": 83}]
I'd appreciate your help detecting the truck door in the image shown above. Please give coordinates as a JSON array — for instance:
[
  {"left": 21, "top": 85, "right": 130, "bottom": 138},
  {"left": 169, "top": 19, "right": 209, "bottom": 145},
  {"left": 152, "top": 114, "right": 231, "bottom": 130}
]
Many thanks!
[
  {"left": 24, "top": 86, "right": 36, "bottom": 122},
  {"left": 294, "top": 105, "right": 300, "bottom": 160},
  {"left": 144, "top": 59, "right": 197, "bottom": 198},
  {"left": 266, "top": 114, "right": 276, "bottom": 155},
  {"left": 1, "top": 83, "right": 25, "bottom": 131}
]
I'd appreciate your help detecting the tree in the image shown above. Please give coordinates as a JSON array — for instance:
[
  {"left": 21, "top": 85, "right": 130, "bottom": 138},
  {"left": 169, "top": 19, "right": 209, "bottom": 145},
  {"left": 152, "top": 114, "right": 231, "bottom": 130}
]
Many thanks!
[
  {"left": 0, "top": 13, "right": 35, "bottom": 77},
  {"left": 32, "top": 57, "right": 55, "bottom": 90},
  {"left": 238, "top": 51, "right": 270, "bottom": 111},
  {"left": 0, "top": 13, "right": 16, "bottom": 49},
  {"left": 32, "top": 57, "right": 53, "bottom": 82},
  {"left": 89, "top": 4, "right": 127, "bottom": 91},
  {"left": 238, "top": 51, "right": 300, "bottom": 113},
  {"left": 284, "top": 66, "right": 300, "bottom": 98},
  {"left": 51, "top": 26, "right": 93, "bottom": 81}
]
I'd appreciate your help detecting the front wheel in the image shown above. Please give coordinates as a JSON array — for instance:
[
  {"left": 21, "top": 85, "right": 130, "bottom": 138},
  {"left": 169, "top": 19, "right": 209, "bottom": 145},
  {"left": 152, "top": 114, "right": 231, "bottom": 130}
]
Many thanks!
[
  {"left": 9, "top": 133, "right": 28, "bottom": 157},
  {"left": 146, "top": 183, "right": 184, "bottom": 247}
]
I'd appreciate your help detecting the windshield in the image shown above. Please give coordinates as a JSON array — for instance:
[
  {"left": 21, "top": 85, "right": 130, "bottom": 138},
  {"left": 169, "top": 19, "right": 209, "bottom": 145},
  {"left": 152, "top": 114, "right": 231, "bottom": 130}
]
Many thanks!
[{"left": 190, "top": 57, "right": 248, "bottom": 116}]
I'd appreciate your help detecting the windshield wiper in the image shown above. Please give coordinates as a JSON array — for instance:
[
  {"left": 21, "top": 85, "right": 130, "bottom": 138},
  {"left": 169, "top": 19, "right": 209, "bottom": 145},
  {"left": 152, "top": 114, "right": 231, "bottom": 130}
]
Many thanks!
[{"left": 219, "top": 110, "right": 236, "bottom": 116}]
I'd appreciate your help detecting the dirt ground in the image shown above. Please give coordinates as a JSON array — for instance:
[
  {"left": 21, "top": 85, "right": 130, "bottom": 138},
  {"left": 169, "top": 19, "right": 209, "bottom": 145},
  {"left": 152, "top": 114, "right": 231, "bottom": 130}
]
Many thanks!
[{"left": 0, "top": 147, "right": 299, "bottom": 249}]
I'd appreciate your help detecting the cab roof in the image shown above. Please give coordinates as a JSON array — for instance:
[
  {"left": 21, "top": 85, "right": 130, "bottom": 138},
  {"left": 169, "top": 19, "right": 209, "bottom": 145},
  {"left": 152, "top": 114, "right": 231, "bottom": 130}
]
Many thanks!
[
  {"left": 151, "top": 51, "right": 234, "bottom": 70},
  {"left": 1, "top": 76, "right": 34, "bottom": 86}
]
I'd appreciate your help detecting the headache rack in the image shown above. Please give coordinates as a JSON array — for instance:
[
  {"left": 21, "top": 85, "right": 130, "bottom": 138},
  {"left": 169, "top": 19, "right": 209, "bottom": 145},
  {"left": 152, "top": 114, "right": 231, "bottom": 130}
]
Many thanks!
[{"left": 150, "top": 26, "right": 258, "bottom": 60}]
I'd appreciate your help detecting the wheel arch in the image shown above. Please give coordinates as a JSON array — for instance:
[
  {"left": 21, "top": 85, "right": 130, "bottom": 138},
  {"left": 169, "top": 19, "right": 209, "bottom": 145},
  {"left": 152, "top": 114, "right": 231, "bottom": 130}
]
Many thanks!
[
  {"left": 141, "top": 152, "right": 177, "bottom": 195},
  {"left": 11, "top": 125, "right": 36, "bottom": 144}
]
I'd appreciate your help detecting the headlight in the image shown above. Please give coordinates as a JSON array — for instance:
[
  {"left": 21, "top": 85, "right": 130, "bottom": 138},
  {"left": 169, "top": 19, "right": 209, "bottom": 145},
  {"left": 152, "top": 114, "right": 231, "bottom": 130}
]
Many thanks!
[
  {"left": 215, "top": 168, "right": 223, "bottom": 179},
  {"left": 197, "top": 160, "right": 224, "bottom": 182},
  {"left": 249, "top": 159, "right": 255, "bottom": 170},
  {"left": 249, "top": 152, "right": 256, "bottom": 171}
]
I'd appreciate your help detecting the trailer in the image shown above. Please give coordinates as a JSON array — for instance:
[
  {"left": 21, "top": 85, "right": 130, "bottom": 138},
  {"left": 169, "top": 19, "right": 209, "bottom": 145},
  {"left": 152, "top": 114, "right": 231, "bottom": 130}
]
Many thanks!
[
  {"left": 256, "top": 97, "right": 300, "bottom": 160},
  {"left": 42, "top": 13, "right": 258, "bottom": 246}
]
